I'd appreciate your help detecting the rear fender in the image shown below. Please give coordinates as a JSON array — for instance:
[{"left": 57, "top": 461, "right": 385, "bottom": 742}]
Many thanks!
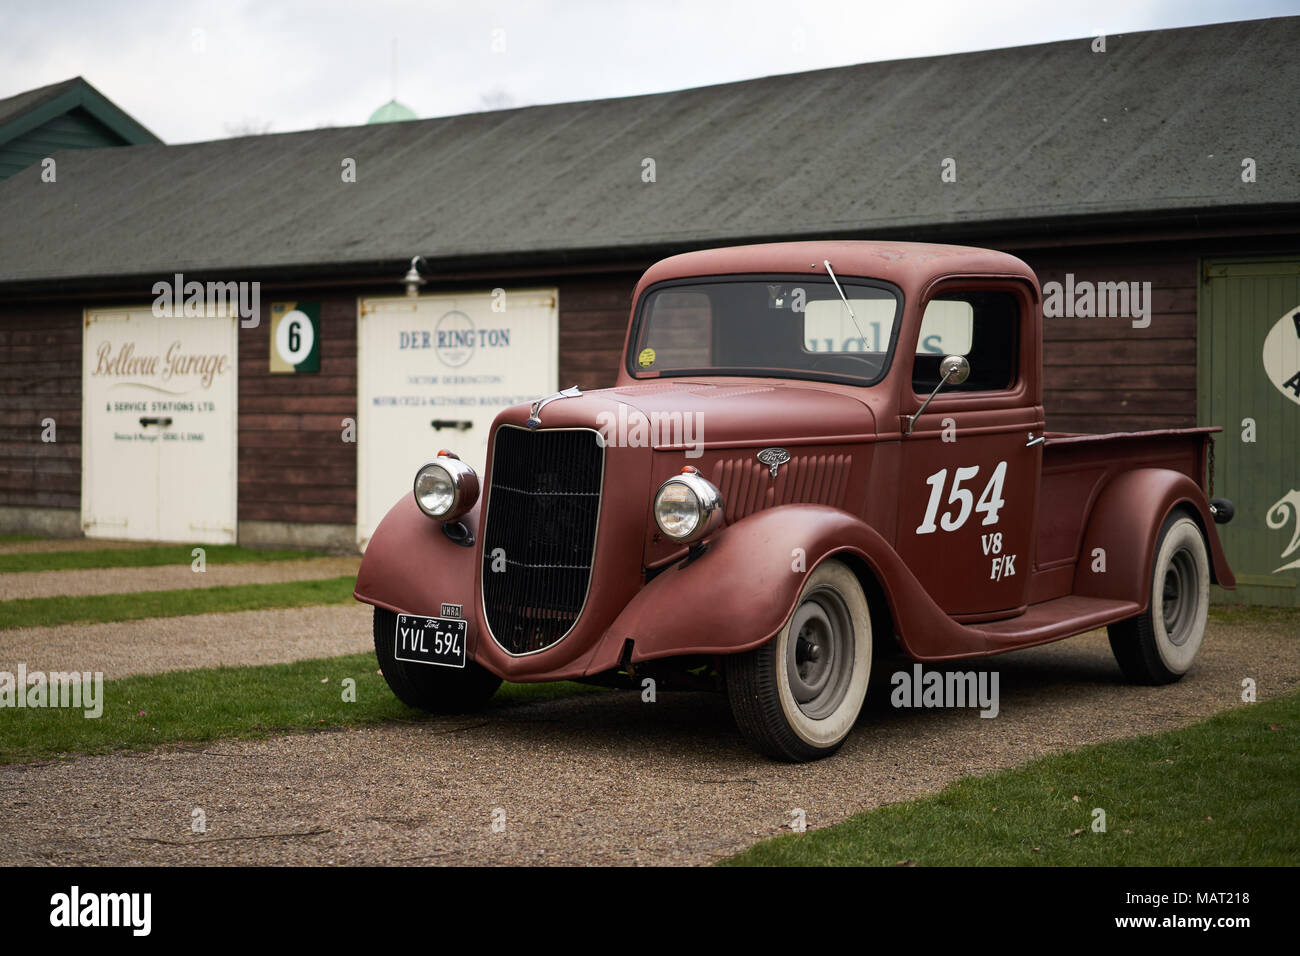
[
  {"left": 596, "top": 505, "right": 990, "bottom": 669},
  {"left": 1072, "top": 468, "right": 1236, "bottom": 606}
]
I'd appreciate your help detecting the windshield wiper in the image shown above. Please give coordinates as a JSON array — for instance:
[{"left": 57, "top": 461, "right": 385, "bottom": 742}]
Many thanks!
[{"left": 823, "top": 259, "right": 873, "bottom": 350}]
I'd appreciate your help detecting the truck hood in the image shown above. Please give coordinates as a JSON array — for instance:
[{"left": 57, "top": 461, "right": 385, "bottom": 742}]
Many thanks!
[{"left": 497, "top": 378, "right": 878, "bottom": 448}]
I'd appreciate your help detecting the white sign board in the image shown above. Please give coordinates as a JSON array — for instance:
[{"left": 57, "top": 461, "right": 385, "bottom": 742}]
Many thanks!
[
  {"left": 82, "top": 307, "right": 238, "bottom": 543},
  {"left": 356, "top": 289, "right": 558, "bottom": 548}
]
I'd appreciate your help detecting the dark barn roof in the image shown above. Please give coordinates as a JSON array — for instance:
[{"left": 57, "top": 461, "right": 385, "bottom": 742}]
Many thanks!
[
  {"left": 1, "top": 17, "right": 1297, "bottom": 292},
  {"left": 0, "top": 76, "right": 161, "bottom": 180}
]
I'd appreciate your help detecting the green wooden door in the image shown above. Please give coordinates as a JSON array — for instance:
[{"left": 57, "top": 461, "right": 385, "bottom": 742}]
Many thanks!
[{"left": 1199, "top": 258, "right": 1300, "bottom": 607}]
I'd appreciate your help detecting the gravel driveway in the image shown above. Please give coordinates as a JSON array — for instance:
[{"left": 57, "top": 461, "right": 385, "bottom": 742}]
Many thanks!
[
  {"left": 0, "top": 556, "right": 360, "bottom": 601},
  {"left": 0, "top": 604, "right": 372, "bottom": 679},
  {"left": 2, "top": 616, "right": 1295, "bottom": 866}
]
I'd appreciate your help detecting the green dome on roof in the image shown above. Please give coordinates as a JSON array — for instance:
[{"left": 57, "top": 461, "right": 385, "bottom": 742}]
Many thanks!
[{"left": 367, "top": 99, "right": 417, "bottom": 124}]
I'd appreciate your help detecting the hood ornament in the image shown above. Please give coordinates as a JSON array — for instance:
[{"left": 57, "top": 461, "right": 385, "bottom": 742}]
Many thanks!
[
  {"left": 526, "top": 385, "right": 582, "bottom": 429},
  {"left": 757, "top": 447, "right": 791, "bottom": 477}
]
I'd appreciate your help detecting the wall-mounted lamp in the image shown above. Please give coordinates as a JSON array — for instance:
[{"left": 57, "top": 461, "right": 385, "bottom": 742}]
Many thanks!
[{"left": 403, "top": 255, "right": 427, "bottom": 298}]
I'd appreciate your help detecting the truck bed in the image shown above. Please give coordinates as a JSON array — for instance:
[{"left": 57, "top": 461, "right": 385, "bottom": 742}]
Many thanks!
[
  {"left": 1043, "top": 425, "right": 1222, "bottom": 448},
  {"left": 1031, "top": 425, "right": 1218, "bottom": 602}
]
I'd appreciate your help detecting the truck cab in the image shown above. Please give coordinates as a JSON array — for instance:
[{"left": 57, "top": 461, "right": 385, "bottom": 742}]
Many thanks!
[{"left": 355, "top": 241, "right": 1235, "bottom": 761}]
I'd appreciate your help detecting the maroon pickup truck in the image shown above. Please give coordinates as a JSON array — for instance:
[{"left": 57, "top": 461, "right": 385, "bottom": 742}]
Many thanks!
[{"left": 355, "top": 241, "right": 1236, "bottom": 761}]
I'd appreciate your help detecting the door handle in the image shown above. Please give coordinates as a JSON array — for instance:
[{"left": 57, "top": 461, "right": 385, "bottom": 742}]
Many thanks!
[
  {"left": 1026, "top": 432, "right": 1045, "bottom": 447},
  {"left": 431, "top": 419, "right": 473, "bottom": 431},
  {"left": 139, "top": 417, "right": 173, "bottom": 427}
]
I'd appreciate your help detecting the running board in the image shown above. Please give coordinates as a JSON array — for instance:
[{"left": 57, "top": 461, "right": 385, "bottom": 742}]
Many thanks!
[{"left": 972, "top": 595, "right": 1142, "bottom": 652}]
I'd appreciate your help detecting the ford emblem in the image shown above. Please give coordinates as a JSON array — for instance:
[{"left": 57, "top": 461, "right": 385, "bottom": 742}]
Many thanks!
[{"left": 757, "top": 447, "right": 791, "bottom": 477}]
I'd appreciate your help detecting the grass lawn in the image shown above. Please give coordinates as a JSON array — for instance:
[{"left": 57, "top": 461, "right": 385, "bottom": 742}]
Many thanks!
[
  {"left": 0, "top": 576, "right": 357, "bottom": 629},
  {"left": 0, "top": 543, "right": 328, "bottom": 574},
  {"left": 0, "top": 651, "right": 602, "bottom": 764},
  {"left": 1208, "top": 602, "right": 1300, "bottom": 625},
  {"left": 0, "top": 534, "right": 40, "bottom": 544},
  {"left": 723, "top": 692, "right": 1299, "bottom": 867}
]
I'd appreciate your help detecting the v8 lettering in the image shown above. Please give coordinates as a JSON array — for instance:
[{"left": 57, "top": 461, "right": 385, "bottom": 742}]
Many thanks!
[{"left": 916, "top": 460, "right": 1008, "bottom": 534}]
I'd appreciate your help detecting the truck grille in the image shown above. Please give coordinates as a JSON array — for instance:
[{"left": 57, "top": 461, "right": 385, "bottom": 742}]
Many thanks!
[{"left": 481, "top": 426, "right": 604, "bottom": 655}]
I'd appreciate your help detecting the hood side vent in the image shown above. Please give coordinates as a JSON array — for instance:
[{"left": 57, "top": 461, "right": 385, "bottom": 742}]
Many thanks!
[{"left": 713, "top": 453, "right": 852, "bottom": 523}]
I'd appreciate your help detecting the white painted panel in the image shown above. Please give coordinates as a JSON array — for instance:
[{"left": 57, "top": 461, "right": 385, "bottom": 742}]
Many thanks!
[
  {"left": 917, "top": 300, "right": 975, "bottom": 355},
  {"left": 82, "top": 307, "right": 238, "bottom": 544},
  {"left": 357, "top": 289, "right": 558, "bottom": 548},
  {"left": 154, "top": 314, "right": 239, "bottom": 544},
  {"left": 803, "top": 297, "right": 896, "bottom": 353},
  {"left": 82, "top": 310, "right": 160, "bottom": 540}
]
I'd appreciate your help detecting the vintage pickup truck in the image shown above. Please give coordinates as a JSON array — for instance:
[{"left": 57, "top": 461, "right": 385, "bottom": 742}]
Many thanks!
[{"left": 354, "top": 241, "right": 1236, "bottom": 761}]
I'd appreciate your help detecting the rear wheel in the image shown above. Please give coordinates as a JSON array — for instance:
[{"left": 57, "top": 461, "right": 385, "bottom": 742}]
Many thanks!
[
  {"left": 725, "top": 559, "right": 872, "bottom": 762},
  {"left": 373, "top": 608, "right": 501, "bottom": 712},
  {"left": 1107, "top": 513, "right": 1210, "bottom": 684}
]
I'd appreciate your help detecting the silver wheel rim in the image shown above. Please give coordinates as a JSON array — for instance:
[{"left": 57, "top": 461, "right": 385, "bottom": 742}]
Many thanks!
[
  {"left": 1162, "top": 547, "right": 1197, "bottom": 646},
  {"left": 785, "top": 585, "right": 855, "bottom": 720}
]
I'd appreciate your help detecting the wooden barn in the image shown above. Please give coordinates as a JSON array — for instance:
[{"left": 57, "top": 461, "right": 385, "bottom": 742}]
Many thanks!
[{"left": 0, "top": 17, "right": 1297, "bottom": 604}]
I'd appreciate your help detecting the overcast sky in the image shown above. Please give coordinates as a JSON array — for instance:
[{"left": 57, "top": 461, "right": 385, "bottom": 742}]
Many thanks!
[{"left": 3, "top": 0, "right": 1297, "bottom": 143}]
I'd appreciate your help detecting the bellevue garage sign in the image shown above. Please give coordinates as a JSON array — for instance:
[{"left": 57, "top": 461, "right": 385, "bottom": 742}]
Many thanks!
[
  {"left": 91, "top": 340, "right": 229, "bottom": 387},
  {"left": 82, "top": 307, "right": 238, "bottom": 543}
]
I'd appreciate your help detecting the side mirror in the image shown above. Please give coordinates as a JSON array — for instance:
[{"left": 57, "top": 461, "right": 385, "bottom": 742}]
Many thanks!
[
  {"left": 906, "top": 354, "right": 971, "bottom": 436},
  {"left": 938, "top": 354, "right": 970, "bottom": 385}
]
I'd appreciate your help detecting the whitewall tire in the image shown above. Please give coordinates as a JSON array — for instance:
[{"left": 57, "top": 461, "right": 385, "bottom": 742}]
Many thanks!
[
  {"left": 726, "top": 559, "right": 872, "bottom": 761},
  {"left": 1108, "top": 513, "right": 1210, "bottom": 684}
]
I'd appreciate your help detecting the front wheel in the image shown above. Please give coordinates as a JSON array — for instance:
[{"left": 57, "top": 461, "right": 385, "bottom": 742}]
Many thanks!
[
  {"left": 725, "top": 559, "right": 872, "bottom": 762},
  {"left": 1107, "top": 513, "right": 1210, "bottom": 684},
  {"left": 373, "top": 608, "right": 502, "bottom": 712}
]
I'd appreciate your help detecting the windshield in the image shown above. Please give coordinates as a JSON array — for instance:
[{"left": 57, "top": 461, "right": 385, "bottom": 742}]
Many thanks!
[{"left": 630, "top": 275, "right": 902, "bottom": 384}]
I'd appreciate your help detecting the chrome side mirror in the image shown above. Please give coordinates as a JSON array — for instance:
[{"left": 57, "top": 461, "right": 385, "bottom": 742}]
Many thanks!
[
  {"left": 906, "top": 354, "right": 971, "bottom": 436},
  {"left": 939, "top": 354, "right": 970, "bottom": 385}
]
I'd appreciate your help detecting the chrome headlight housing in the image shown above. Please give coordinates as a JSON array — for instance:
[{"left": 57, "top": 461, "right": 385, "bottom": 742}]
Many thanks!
[
  {"left": 413, "top": 452, "right": 480, "bottom": 520},
  {"left": 653, "top": 469, "right": 724, "bottom": 545}
]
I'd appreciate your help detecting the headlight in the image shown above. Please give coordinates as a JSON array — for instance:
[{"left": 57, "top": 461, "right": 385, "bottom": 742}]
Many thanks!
[
  {"left": 413, "top": 452, "right": 479, "bottom": 520},
  {"left": 653, "top": 469, "right": 724, "bottom": 545}
]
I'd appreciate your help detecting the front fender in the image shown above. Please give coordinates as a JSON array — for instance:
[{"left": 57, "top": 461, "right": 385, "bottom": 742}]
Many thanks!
[
  {"left": 354, "top": 493, "right": 483, "bottom": 622},
  {"left": 1072, "top": 468, "right": 1236, "bottom": 606},
  {"left": 599, "top": 504, "right": 990, "bottom": 668}
]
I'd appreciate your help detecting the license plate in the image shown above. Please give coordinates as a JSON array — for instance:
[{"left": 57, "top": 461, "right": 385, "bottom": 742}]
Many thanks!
[{"left": 394, "top": 614, "right": 467, "bottom": 668}]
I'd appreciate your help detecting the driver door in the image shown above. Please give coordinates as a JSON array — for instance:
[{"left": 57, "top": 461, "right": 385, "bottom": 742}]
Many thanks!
[{"left": 894, "top": 281, "right": 1044, "bottom": 619}]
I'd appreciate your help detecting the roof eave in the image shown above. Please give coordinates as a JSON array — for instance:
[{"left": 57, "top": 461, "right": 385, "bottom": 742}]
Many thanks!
[
  {"left": 0, "top": 77, "right": 162, "bottom": 149},
  {"left": 1, "top": 203, "right": 1296, "bottom": 301}
]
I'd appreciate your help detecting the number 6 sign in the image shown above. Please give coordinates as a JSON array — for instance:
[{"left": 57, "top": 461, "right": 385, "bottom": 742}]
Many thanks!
[{"left": 269, "top": 301, "right": 321, "bottom": 373}]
